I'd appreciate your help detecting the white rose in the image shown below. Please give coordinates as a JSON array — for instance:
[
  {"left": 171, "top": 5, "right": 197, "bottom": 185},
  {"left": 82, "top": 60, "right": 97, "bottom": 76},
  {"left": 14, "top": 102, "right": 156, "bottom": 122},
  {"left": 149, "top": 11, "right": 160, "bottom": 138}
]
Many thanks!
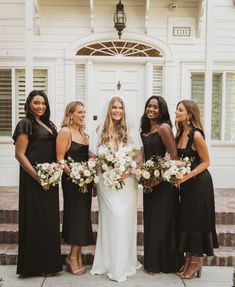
[
  {"left": 94, "top": 176, "right": 99, "bottom": 183},
  {"left": 102, "top": 164, "right": 109, "bottom": 171},
  {"left": 154, "top": 169, "right": 160, "bottom": 178},
  {"left": 84, "top": 170, "right": 91, "bottom": 177},
  {"left": 142, "top": 171, "right": 150, "bottom": 179}
]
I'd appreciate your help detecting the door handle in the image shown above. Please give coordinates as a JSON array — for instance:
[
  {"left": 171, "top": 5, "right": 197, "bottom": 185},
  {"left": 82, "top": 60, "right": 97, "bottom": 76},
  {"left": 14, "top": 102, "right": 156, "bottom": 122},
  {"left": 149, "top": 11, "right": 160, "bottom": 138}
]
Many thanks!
[{"left": 117, "top": 81, "right": 121, "bottom": 91}]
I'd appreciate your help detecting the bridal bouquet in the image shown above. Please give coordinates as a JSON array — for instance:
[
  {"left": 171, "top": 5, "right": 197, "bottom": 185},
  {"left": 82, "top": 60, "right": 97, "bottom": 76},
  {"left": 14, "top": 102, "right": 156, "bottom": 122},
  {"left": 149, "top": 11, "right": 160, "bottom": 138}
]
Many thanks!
[
  {"left": 134, "top": 156, "right": 161, "bottom": 193},
  {"left": 35, "top": 162, "right": 63, "bottom": 190},
  {"left": 98, "top": 145, "right": 137, "bottom": 191},
  {"left": 68, "top": 157, "right": 99, "bottom": 193},
  {"left": 159, "top": 153, "right": 192, "bottom": 185}
]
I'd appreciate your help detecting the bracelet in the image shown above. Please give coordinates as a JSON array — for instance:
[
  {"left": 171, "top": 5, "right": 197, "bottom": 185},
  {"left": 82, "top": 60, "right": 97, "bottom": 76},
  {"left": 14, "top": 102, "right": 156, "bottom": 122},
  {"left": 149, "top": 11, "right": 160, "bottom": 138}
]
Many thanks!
[
  {"left": 58, "top": 159, "right": 65, "bottom": 165},
  {"left": 193, "top": 169, "right": 197, "bottom": 178}
]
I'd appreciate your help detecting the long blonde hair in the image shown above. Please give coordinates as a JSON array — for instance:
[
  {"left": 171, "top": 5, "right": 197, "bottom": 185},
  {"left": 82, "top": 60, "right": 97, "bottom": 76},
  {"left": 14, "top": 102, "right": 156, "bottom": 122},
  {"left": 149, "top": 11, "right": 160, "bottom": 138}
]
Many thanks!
[
  {"left": 61, "top": 101, "right": 88, "bottom": 144},
  {"left": 175, "top": 100, "right": 204, "bottom": 142},
  {"left": 100, "top": 96, "right": 128, "bottom": 146}
]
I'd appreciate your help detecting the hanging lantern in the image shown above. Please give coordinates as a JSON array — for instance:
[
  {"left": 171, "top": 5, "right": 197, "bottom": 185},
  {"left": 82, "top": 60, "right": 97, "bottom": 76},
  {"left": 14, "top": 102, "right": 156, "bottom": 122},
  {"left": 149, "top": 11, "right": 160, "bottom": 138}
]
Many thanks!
[{"left": 113, "top": 0, "right": 127, "bottom": 39}]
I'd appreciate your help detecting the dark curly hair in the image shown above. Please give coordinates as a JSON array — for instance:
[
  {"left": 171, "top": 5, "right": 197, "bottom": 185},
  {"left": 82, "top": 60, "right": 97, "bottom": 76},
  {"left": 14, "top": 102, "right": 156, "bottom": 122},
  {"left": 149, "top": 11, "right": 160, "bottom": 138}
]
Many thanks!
[{"left": 140, "top": 96, "right": 172, "bottom": 134}]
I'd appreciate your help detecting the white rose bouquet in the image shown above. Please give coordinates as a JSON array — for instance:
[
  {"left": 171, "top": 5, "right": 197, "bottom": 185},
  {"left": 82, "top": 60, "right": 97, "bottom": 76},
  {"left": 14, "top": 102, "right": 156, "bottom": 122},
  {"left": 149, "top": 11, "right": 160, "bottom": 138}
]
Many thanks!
[
  {"left": 134, "top": 155, "right": 161, "bottom": 193},
  {"left": 68, "top": 157, "right": 99, "bottom": 193},
  {"left": 35, "top": 162, "right": 63, "bottom": 190},
  {"left": 98, "top": 144, "right": 137, "bottom": 191},
  {"left": 159, "top": 153, "right": 192, "bottom": 185}
]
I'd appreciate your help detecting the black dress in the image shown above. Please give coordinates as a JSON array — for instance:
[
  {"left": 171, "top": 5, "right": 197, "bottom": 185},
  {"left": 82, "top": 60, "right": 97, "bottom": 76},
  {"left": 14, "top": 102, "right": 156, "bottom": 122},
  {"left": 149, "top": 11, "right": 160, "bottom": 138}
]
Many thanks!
[
  {"left": 141, "top": 131, "right": 183, "bottom": 273},
  {"left": 62, "top": 141, "right": 94, "bottom": 246},
  {"left": 12, "top": 118, "right": 62, "bottom": 276},
  {"left": 178, "top": 128, "right": 219, "bottom": 256}
]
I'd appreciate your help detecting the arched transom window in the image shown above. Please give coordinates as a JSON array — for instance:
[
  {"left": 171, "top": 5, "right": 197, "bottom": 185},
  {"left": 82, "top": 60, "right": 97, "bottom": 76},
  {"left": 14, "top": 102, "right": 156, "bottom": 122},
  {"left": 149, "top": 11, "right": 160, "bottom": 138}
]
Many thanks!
[{"left": 76, "top": 41, "right": 162, "bottom": 57}]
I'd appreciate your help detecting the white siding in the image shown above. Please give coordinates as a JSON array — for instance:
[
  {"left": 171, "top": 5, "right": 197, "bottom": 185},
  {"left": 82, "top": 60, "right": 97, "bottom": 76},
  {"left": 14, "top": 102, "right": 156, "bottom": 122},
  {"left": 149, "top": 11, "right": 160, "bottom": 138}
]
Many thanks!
[{"left": 0, "top": 0, "right": 235, "bottom": 186}]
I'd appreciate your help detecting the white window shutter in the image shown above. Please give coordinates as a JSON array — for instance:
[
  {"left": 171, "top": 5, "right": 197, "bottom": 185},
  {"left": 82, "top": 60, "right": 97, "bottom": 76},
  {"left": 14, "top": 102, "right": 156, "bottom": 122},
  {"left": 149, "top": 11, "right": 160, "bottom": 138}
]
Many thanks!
[
  {"left": 75, "top": 64, "right": 85, "bottom": 103},
  {"left": 152, "top": 65, "right": 163, "bottom": 97},
  {"left": 0, "top": 70, "right": 12, "bottom": 136},
  {"left": 225, "top": 73, "right": 235, "bottom": 141},
  {"left": 15, "top": 69, "right": 48, "bottom": 121},
  {"left": 191, "top": 73, "right": 222, "bottom": 140}
]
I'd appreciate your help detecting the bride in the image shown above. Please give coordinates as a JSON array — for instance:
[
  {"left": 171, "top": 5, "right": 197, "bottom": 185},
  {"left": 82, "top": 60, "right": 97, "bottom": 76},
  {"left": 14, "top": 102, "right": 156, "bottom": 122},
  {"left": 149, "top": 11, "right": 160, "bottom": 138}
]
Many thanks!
[{"left": 90, "top": 96, "right": 142, "bottom": 282}]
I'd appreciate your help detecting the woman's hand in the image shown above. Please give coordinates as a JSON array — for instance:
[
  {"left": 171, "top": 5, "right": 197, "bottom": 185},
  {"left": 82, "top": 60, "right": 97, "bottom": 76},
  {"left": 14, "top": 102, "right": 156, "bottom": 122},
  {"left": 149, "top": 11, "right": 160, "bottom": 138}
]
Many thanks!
[
  {"left": 121, "top": 168, "right": 131, "bottom": 181},
  {"left": 173, "top": 175, "right": 188, "bottom": 187},
  {"left": 143, "top": 178, "right": 162, "bottom": 189}
]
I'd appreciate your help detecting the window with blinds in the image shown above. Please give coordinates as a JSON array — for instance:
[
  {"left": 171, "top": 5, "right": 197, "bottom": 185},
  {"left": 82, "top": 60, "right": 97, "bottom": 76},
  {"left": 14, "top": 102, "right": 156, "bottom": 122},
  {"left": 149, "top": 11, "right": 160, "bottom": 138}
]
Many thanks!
[
  {"left": 0, "top": 70, "right": 12, "bottom": 136},
  {"left": 225, "top": 73, "right": 235, "bottom": 141},
  {"left": 0, "top": 69, "right": 48, "bottom": 137},
  {"left": 191, "top": 72, "right": 235, "bottom": 142},
  {"left": 75, "top": 64, "right": 85, "bottom": 104},
  {"left": 15, "top": 69, "right": 48, "bottom": 122},
  {"left": 152, "top": 65, "right": 163, "bottom": 97}
]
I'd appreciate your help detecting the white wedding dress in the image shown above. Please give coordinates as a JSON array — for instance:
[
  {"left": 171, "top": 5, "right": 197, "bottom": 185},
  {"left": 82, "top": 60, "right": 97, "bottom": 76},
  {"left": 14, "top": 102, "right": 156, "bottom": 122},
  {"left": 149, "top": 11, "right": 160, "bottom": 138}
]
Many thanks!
[{"left": 90, "top": 144, "right": 142, "bottom": 282}]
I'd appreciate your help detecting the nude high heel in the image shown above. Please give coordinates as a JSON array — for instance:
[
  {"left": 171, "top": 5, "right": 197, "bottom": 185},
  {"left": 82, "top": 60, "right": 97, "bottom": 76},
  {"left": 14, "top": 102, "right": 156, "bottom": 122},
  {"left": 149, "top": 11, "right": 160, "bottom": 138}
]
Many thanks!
[{"left": 180, "top": 257, "right": 202, "bottom": 279}]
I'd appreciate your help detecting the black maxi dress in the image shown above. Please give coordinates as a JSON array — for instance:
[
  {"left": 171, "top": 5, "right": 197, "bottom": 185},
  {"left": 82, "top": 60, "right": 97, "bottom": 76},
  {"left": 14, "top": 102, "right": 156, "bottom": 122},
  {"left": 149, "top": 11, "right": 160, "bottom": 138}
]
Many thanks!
[
  {"left": 141, "top": 131, "right": 183, "bottom": 273},
  {"left": 178, "top": 128, "right": 218, "bottom": 256},
  {"left": 62, "top": 141, "right": 94, "bottom": 246},
  {"left": 13, "top": 118, "right": 62, "bottom": 276}
]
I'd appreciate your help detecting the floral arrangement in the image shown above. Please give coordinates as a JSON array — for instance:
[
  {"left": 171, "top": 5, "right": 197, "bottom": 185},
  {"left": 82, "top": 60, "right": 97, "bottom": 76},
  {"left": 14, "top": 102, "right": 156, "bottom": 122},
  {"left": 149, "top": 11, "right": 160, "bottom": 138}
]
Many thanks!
[
  {"left": 68, "top": 157, "right": 99, "bottom": 193},
  {"left": 98, "top": 144, "right": 137, "bottom": 191},
  {"left": 159, "top": 153, "right": 192, "bottom": 185},
  {"left": 134, "top": 156, "right": 161, "bottom": 193},
  {"left": 35, "top": 162, "right": 63, "bottom": 190}
]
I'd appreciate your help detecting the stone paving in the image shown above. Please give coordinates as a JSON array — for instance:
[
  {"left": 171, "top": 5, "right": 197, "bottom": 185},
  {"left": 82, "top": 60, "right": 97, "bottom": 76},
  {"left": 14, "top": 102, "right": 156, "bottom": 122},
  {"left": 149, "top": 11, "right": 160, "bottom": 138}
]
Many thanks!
[{"left": 0, "top": 266, "right": 234, "bottom": 287}]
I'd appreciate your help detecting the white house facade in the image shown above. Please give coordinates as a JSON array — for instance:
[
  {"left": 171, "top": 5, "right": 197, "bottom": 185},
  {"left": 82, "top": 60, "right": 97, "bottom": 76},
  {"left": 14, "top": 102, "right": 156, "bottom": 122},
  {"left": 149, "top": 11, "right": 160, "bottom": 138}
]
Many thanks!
[{"left": 0, "top": 0, "right": 235, "bottom": 187}]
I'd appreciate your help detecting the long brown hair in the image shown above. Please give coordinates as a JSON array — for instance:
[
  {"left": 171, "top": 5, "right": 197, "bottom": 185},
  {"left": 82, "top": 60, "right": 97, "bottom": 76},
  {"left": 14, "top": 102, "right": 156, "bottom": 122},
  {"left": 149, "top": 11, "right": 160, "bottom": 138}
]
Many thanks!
[
  {"left": 100, "top": 96, "right": 128, "bottom": 146},
  {"left": 175, "top": 100, "right": 204, "bottom": 142},
  {"left": 61, "top": 101, "right": 88, "bottom": 144}
]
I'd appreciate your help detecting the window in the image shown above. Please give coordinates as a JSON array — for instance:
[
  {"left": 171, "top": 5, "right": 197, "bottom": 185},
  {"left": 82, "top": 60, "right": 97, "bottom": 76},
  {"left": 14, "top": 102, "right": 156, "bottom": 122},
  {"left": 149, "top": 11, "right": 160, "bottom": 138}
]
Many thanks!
[
  {"left": 76, "top": 41, "right": 162, "bottom": 57},
  {"left": 191, "top": 72, "right": 235, "bottom": 141},
  {"left": 0, "top": 70, "right": 12, "bottom": 136},
  {"left": 0, "top": 69, "right": 48, "bottom": 137}
]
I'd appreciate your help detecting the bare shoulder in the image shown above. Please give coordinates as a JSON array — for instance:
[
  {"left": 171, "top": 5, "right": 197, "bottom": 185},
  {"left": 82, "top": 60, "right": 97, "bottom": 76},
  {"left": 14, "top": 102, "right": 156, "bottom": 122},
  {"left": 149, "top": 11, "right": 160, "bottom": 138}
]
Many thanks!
[
  {"left": 193, "top": 130, "right": 205, "bottom": 142},
  {"left": 159, "top": 123, "right": 172, "bottom": 134},
  {"left": 58, "top": 127, "right": 70, "bottom": 137}
]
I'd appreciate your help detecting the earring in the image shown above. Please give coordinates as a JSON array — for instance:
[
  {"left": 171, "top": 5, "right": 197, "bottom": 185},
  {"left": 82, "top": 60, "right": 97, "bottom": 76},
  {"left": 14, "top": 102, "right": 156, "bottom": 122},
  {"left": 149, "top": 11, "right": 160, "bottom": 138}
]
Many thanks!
[
  {"left": 69, "top": 117, "right": 73, "bottom": 124},
  {"left": 187, "top": 119, "right": 191, "bottom": 125}
]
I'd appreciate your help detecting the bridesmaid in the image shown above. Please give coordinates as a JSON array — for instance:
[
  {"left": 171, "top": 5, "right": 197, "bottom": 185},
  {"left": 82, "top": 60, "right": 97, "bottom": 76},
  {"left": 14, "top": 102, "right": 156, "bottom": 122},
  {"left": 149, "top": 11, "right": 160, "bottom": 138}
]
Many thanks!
[
  {"left": 56, "top": 101, "right": 94, "bottom": 276},
  {"left": 174, "top": 100, "right": 218, "bottom": 279},
  {"left": 140, "top": 96, "right": 183, "bottom": 274},
  {"left": 13, "top": 90, "right": 62, "bottom": 276}
]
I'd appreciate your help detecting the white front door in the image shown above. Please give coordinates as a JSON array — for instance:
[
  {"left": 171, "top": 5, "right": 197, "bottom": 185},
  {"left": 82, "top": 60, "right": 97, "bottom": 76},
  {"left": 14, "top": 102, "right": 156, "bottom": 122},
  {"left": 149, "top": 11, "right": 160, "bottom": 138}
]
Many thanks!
[{"left": 92, "top": 63, "right": 145, "bottom": 128}]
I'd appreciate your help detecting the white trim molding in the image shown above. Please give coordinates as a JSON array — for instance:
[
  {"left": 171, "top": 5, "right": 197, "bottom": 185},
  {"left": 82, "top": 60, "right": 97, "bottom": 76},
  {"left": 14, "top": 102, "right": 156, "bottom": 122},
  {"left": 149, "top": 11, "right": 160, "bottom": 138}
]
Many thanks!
[{"left": 64, "top": 32, "right": 173, "bottom": 63}]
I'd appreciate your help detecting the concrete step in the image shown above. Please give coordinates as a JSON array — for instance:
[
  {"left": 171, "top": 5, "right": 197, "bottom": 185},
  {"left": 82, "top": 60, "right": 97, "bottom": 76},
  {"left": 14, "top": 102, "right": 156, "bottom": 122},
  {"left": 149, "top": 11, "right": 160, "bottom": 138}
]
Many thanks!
[{"left": 0, "top": 244, "right": 234, "bottom": 266}]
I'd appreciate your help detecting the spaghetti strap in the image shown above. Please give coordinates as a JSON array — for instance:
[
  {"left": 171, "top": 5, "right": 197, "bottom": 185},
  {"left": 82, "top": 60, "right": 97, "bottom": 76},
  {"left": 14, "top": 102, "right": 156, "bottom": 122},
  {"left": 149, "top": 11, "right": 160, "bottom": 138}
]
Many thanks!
[
  {"left": 186, "top": 128, "right": 205, "bottom": 149},
  {"left": 66, "top": 128, "right": 72, "bottom": 152}
]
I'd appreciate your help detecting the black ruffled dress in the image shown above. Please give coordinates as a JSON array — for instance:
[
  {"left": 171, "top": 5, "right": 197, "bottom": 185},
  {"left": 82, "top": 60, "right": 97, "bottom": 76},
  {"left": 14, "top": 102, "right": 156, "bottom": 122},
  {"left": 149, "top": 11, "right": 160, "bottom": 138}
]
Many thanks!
[{"left": 178, "top": 128, "right": 219, "bottom": 256}]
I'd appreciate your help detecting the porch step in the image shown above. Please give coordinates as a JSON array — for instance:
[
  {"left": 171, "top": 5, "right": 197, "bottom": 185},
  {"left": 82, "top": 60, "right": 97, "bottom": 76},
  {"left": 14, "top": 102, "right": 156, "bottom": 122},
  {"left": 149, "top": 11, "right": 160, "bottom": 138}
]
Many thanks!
[
  {"left": 0, "top": 188, "right": 235, "bottom": 225},
  {"left": 1, "top": 244, "right": 235, "bottom": 266},
  {"left": 0, "top": 224, "right": 144, "bottom": 245},
  {"left": 1, "top": 223, "right": 234, "bottom": 247},
  {"left": 0, "top": 187, "right": 235, "bottom": 266}
]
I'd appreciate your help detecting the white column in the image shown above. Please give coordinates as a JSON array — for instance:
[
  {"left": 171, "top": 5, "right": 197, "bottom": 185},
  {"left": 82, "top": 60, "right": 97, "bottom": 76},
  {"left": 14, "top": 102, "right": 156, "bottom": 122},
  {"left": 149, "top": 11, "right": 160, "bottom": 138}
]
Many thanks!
[
  {"left": 25, "top": 0, "right": 34, "bottom": 96},
  {"left": 145, "top": 62, "right": 153, "bottom": 101},
  {"left": 64, "top": 60, "right": 76, "bottom": 103},
  {"left": 86, "top": 60, "right": 94, "bottom": 133},
  {"left": 204, "top": 0, "right": 213, "bottom": 149},
  {"left": 163, "top": 62, "right": 173, "bottom": 117}
]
